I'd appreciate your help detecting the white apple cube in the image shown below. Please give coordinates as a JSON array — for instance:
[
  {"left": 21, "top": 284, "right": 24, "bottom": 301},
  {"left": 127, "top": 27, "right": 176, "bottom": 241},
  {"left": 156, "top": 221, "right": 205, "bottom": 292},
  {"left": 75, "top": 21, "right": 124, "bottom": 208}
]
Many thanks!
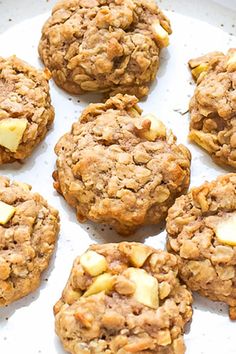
[
  {"left": 0, "top": 201, "right": 16, "bottom": 225},
  {"left": 129, "top": 244, "right": 152, "bottom": 268},
  {"left": 0, "top": 118, "right": 27, "bottom": 152},
  {"left": 152, "top": 21, "right": 169, "bottom": 48},
  {"left": 227, "top": 50, "right": 236, "bottom": 70},
  {"left": 80, "top": 250, "right": 108, "bottom": 276},
  {"left": 215, "top": 214, "right": 236, "bottom": 246},
  {"left": 141, "top": 115, "right": 166, "bottom": 141},
  {"left": 64, "top": 288, "right": 82, "bottom": 305},
  {"left": 83, "top": 273, "right": 115, "bottom": 297},
  {"left": 126, "top": 268, "right": 159, "bottom": 309},
  {"left": 191, "top": 63, "right": 209, "bottom": 80}
]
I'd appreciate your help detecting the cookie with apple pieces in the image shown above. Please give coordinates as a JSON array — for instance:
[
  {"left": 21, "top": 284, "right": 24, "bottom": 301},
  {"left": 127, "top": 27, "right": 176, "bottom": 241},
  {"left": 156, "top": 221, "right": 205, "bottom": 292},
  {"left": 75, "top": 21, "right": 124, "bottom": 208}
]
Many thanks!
[
  {"left": 39, "top": 0, "right": 172, "bottom": 98},
  {"left": 167, "top": 173, "right": 236, "bottom": 320},
  {"left": 54, "top": 242, "right": 193, "bottom": 354},
  {"left": 0, "top": 176, "right": 59, "bottom": 306},
  {"left": 188, "top": 49, "right": 236, "bottom": 169},
  {"left": 0, "top": 55, "right": 54, "bottom": 164},
  {"left": 53, "top": 94, "right": 191, "bottom": 235}
]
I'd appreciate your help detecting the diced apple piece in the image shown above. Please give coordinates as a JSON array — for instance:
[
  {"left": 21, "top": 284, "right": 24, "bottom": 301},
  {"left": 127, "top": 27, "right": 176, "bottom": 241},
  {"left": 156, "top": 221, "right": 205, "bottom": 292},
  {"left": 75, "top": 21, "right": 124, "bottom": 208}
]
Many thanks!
[
  {"left": 64, "top": 288, "right": 82, "bottom": 305},
  {"left": 130, "top": 245, "right": 152, "bottom": 267},
  {"left": 126, "top": 268, "right": 159, "bottom": 309},
  {"left": 83, "top": 273, "right": 115, "bottom": 297},
  {"left": 129, "top": 107, "right": 141, "bottom": 117},
  {"left": 129, "top": 104, "right": 143, "bottom": 117},
  {"left": 159, "top": 281, "right": 171, "bottom": 299},
  {"left": 191, "top": 63, "right": 209, "bottom": 80},
  {"left": 215, "top": 214, "right": 236, "bottom": 246},
  {"left": 140, "top": 115, "right": 166, "bottom": 142},
  {"left": 226, "top": 50, "right": 236, "bottom": 71},
  {"left": 189, "top": 129, "right": 217, "bottom": 153},
  {"left": 0, "top": 118, "right": 27, "bottom": 152},
  {"left": 152, "top": 21, "right": 169, "bottom": 48},
  {"left": 80, "top": 250, "right": 108, "bottom": 276},
  {"left": 0, "top": 201, "right": 16, "bottom": 225}
]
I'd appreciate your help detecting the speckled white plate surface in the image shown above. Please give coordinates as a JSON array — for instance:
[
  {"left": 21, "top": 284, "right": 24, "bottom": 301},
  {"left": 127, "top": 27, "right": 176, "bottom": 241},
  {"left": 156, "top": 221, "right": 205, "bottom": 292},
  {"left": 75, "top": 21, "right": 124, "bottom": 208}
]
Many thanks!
[{"left": 0, "top": 1, "right": 235, "bottom": 353}]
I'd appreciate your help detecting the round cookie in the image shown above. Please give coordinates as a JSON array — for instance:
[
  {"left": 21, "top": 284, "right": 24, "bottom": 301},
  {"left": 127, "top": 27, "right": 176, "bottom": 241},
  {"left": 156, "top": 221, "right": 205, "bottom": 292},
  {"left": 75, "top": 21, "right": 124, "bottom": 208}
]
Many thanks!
[
  {"left": 0, "top": 176, "right": 59, "bottom": 306},
  {"left": 0, "top": 55, "right": 54, "bottom": 164},
  {"left": 166, "top": 173, "right": 236, "bottom": 320},
  {"left": 54, "top": 242, "right": 193, "bottom": 354},
  {"left": 53, "top": 94, "right": 191, "bottom": 235},
  {"left": 188, "top": 49, "right": 236, "bottom": 169},
  {"left": 38, "top": 0, "right": 172, "bottom": 98}
]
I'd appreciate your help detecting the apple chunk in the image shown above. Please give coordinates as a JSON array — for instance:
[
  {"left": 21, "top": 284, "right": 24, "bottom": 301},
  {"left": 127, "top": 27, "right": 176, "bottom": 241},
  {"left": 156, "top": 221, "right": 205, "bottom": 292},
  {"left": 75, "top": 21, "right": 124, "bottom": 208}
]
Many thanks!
[
  {"left": 83, "top": 273, "right": 115, "bottom": 297},
  {"left": 191, "top": 63, "right": 209, "bottom": 80},
  {"left": 63, "top": 288, "right": 82, "bottom": 305},
  {"left": 215, "top": 214, "right": 236, "bottom": 246},
  {"left": 0, "top": 118, "right": 28, "bottom": 152},
  {"left": 80, "top": 250, "right": 108, "bottom": 276},
  {"left": 0, "top": 201, "right": 16, "bottom": 225},
  {"left": 226, "top": 50, "right": 236, "bottom": 71},
  {"left": 129, "top": 245, "right": 153, "bottom": 267},
  {"left": 126, "top": 268, "right": 159, "bottom": 309},
  {"left": 119, "top": 243, "right": 153, "bottom": 268},
  {"left": 151, "top": 21, "right": 169, "bottom": 48},
  {"left": 138, "top": 115, "right": 166, "bottom": 142}
]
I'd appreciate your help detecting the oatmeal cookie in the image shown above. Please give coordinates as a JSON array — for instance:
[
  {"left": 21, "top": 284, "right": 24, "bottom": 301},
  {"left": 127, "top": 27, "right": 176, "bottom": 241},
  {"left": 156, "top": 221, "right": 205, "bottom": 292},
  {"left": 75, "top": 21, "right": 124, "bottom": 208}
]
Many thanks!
[
  {"left": 38, "top": 0, "right": 172, "bottom": 98},
  {"left": 166, "top": 173, "right": 236, "bottom": 320},
  {"left": 188, "top": 49, "right": 236, "bottom": 168},
  {"left": 53, "top": 94, "right": 191, "bottom": 235},
  {"left": 0, "top": 176, "right": 59, "bottom": 306},
  {"left": 0, "top": 55, "right": 54, "bottom": 164},
  {"left": 54, "top": 242, "right": 193, "bottom": 354}
]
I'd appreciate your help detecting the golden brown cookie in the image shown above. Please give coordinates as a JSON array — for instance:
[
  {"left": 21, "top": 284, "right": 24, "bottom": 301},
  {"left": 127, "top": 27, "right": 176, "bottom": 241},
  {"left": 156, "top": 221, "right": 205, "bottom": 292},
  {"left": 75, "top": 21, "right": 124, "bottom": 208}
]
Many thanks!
[
  {"left": 188, "top": 49, "right": 236, "bottom": 169},
  {"left": 38, "top": 0, "right": 172, "bottom": 98},
  {"left": 54, "top": 242, "right": 193, "bottom": 354},
  {"left": 166, "top": 173, "right": 236, "bottom": 320},
  {"left": 53, "top": 94, "right": 191, "bottom": 235},
  {"left": 0, "top": 56, "right": 54, "bottom": 164},
  {"left": 0, "top": 176, "right": 59, "bottom": 306}
]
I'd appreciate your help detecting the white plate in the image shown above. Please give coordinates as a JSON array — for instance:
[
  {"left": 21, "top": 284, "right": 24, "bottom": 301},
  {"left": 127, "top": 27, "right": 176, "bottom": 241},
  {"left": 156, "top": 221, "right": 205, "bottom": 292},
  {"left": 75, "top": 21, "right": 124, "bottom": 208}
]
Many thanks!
[{"left": 0, "top": 1, "right": 235, "bottom": 354}]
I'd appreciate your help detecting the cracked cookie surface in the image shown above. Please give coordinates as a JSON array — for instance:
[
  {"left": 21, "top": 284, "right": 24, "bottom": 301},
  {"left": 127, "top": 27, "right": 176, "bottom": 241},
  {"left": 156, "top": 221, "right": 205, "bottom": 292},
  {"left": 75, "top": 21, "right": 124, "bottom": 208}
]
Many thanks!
[
  {"left": 38, "top": 0, "right": 171, "bottom": 98},
  {"left": 166, "top": 173, "right": 236, "bottom": 320},
  {"left": 53, "top": 94, "right": 191, "bottom": 235},
  {"left": 0, "top": 176, "right": 59, "bottom": 306},
  {"left": 54, "top": 242, "right": 192, "bottom": 354},
  {"left": 0, "top": 56, "right": 54, "bottom": 164},
  {"left": 188, "top": 49, "right": 236, "bottom": 169}
]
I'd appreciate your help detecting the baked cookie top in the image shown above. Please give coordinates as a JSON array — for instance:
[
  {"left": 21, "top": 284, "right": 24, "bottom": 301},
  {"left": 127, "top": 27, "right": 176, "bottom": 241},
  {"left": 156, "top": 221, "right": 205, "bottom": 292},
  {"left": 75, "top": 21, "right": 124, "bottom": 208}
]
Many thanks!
[
  {"left": 0, "top": 176, "right": 59, "bottom": 306},
  {"left": 39, "top": 0, "right": 171, "bottom": 97},
  {"left": 0, "top": 55, "right": 54, "bottom": 164},
  {"left": 54, "top": 242, "right": 193, "bottom": 354},
  {"left": 53, "top": 94, "right": 191, "bottom": 235},
  {"left": 166, "top": 173, "right": 236, "bottom": 320},
  {"left": 188, "top": 49, "right": 236, "bottom": 169}
]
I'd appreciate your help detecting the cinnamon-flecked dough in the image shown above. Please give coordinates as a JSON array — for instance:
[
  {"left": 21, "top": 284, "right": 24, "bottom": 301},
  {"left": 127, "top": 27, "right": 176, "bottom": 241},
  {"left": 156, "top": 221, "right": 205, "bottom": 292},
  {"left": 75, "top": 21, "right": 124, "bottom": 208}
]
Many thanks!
[
  {"left": 53, "top": 94, "right": 191, "bottom": 235},
  {"left": 166, "top": 174, "right": 236, "bottom": 320},
  {"left": 0, "top": 176, "right": 59, "bottom": 306},
  {"left": 0, "top": 56, "right": 54, "bottom": 164},
  {"left": 38, "top": 0, "right": 172, "bottom": 98},
  {"left": 188, "top": 49, "right": 236, "bottom": 169},
  {"left": 54, "top": 242, "right": 193, "bottom": 354}
]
